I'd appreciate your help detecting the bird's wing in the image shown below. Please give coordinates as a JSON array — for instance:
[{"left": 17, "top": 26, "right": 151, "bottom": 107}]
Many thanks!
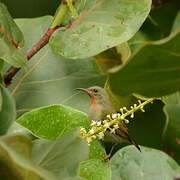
[{"left": 116, "top": 121, "right": 141, "bottom": 152}]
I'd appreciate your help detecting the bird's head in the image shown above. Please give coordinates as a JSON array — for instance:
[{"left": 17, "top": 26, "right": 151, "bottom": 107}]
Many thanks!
[{"left": 76, "top": 86, "right": 108, "bottom": 108}]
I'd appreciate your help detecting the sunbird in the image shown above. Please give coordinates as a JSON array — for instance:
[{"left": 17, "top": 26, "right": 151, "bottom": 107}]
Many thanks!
[{"left": 76, "top": 86, "right": 141, "bottom": 152}]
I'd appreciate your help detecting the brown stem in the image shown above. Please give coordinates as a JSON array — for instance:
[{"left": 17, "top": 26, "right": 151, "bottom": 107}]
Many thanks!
[{"left": 4, "top": 26, "right": 59, "bottom": 86}]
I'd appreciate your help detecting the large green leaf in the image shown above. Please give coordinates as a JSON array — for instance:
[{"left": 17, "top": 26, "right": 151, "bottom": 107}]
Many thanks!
[
  {"left": 0, "top": 134, "right": 56, "bottom": 179},
  {"left": 110, "top": 145, "right": 180, "bottom": 180},
  {"left": 9, "top": 16, "right": 105, "bottom": 116},
  {"left": 0, "top": 3, "right": 27, "bottom": 67},
  {"left": 17, "top": 104, "right": 89, "bottom": 140},
  {"left": 110, "top": 9, "right": 180, "bottom": 98},
  {"left": 49, "top": 0, "right": 151, "bottom": 59},
  {"left": 0, "top": 85, "right": 16, "bottom": 135},
  {"left": 32, "top": 130, "right": 89, "bottom": 179},
  {"left": 109, "top": 30, "right": 180, "bottom": 97}
]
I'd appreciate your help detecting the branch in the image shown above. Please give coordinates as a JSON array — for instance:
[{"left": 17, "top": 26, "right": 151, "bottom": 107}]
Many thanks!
[
  {"left": 4, "top": 27, "right": 58, "bottom": 86},
  {"left": 4, "top": 1, "right": 69, "bottom": 86}
]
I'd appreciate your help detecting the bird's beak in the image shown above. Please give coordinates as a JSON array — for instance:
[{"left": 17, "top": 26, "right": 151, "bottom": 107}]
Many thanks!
[{"left": 76, "top": 88, "right": 92, "bottom": 96}]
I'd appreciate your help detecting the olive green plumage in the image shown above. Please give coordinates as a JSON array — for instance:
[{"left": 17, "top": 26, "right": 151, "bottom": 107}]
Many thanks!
[{"left": 77, "top": 86, "right": 141, "bottom": 151}]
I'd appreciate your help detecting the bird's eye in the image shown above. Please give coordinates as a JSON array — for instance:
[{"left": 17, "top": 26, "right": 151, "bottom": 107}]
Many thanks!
[{"left": 93, "top": 89, "right": 98, "bottom": 93}]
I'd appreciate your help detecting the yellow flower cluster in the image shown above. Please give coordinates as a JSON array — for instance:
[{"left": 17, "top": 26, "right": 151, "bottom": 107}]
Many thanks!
[{"left": 80, "top": 98, "right": 154, "bottom": 145}]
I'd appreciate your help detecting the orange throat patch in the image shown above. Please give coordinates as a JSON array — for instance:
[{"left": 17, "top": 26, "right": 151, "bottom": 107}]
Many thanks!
[{"left": 90, "top": 96, "right": 96, "bottom": 109}]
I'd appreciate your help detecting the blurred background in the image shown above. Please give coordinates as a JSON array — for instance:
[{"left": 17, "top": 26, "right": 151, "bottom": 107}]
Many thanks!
[
  {"left": 1, "top": 0, "right": 60, "bottom": 18},
  {"left": 1, "top": 0, "right": 172, "bottom": 18}
]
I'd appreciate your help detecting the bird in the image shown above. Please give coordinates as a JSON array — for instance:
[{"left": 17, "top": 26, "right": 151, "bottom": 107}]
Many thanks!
[{"left": 76, "top": 86, "right": 141, "bottom": 152}]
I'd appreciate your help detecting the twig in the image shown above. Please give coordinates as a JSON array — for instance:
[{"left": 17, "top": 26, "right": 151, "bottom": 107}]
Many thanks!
[
  {"left": 4, "top": 27, "right": 58, "bottom": 86},
  {"left": 4, "top": 1, "right": 69, "bottom": 86}
]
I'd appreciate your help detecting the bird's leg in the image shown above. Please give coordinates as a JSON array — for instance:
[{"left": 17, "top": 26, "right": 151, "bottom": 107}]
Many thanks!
[{"left": 103, "top": 143, "right": 118, "bottom": 161}]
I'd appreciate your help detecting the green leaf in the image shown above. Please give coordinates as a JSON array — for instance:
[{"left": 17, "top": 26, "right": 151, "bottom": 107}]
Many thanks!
[
  {"left": 0, "top": 41, "right": 27, "bottom": 67},
  {"left": 109, "top": 30, "right": 180, "bottom": 97},
  {"left": 65, "top": 177, "right": 85, "bottom": 180},
  {"left": 163, "top": 92, "right": 180, "bottom": 163},
  {"left": 0, "top": 3, "right": 24, "bottom": 46},
  {"left": 79, "top": 140, "right": 111, "bottom": 180},
  {"left": 89, "top": 140, "right": 106, "bottom": 159},
  {"left": 110, "top": 145, "right": 180, "bottom": 180},
  {"left": 146, "top": 0, "right": 179, "bottom": 39},
  {"left": 0, "top": 134, "right": 56, "bottom": 180},
  {"left": 17, "top": 104, "right": 89, "bottom": 140},
  {"left": 0, "top": 59, "right": 4, "bottom": 73},
  {"left": 79, "top": 159, "right": 111, "bottom": 180},
  {"left": 0, "top": 3, "right": 27, "bottom": 67},
  {"left": 163, "top": 104, "right": 180, "bottom": 162},
  {"left": 7, "top": 122, "right": 36, "bottom": 141},
  {"left": 10, "top": 16, "right": 105, "bottom": 116},
  {"left": 0, "top": 87, "right": 2, "bottom": 111},
  {"left": 128, "top": 1, "right": 180, "bottom": 56},
  {"left": 111, "top": 9, "right": 180, "bottom": 98},
  {"left": 95, "top": 43, "right": 131, "bottom": 73},
  {"left": 49, "top": 0, "right": 151, "bottom": 59},
  {"left": 171, "top": 9, "right": 180, "bottom": 33},
  {"left": 163, "top": 103, "right": 180, "bottom": 139},
  {"left": 0, "top": 85, "right": 16, "bottom": 135},
  {"left": 32, "top": 130, "right": 89, "bottom": 179}
]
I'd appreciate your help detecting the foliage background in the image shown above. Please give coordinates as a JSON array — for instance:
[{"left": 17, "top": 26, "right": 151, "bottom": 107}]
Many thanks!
[{"left": 0, "top": 0, "right": 179, "bottom": 179}]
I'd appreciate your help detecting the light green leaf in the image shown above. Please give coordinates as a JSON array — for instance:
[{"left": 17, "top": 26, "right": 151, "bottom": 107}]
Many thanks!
[
  {"left": 163, "top": 104, "right": 180, "bottom": 138},
  {"left": 110, "top": 145, "right": 180, "bottom": 180},
  {"left": 79, "top": 140, "right": 111, "bottom": 180},
  {"left": 79, "top": 159, "right": 111, "bottom": 180},
  {"left": 163, "top": 92, "right": 180, "bottom": 105},
  {"left": 109, "top": 30, "right": 180, "bottom": 97},
  {"left": 0, "top": 3, "right": 27, "bottom": 67},
  {"left": 49, "top": 0, "right": 151, "bottom": 59},
  {"left": 10, "top": 16, "right": 105, "bottom": 116},
  {"left": 7, "top": 122, "right": 36, "bottom": 141},
  {"left": 32, "top": 130, "right": 89, "bottom": 179},
  {"left": 0, "top": 41, "right": 27, "bottom": 67},
  {"left": 0, "top": 85, "right": 16, "bottom": 135},
  {"left": 0, "top": 3, "right": 24, "bottom": 46},
  {"left": 0, "top": 134, "right": 56, "bottom": 180},
  {"left": 171, "top": 10, "right": 180, "bottom": 33},
  {"left": 162, "top": 92, "right": 180, "bottom": 163},
  {"left": 17, "top": 104, "right": 89, "bottom": 140},
  {"left": 65, "top": 177, "right": 85, "bottom": 180},
  {"left": 89, "top": 140, "right": 106, "bottom": 159}
]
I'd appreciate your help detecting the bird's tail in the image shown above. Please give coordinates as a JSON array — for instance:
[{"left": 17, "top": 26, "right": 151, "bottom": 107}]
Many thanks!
[
  {"left": 127, "top": 135, "right": 141, "bottom": 152},
  {"left": 116, "top": 124, "right": 141, "bottom": 152}
]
